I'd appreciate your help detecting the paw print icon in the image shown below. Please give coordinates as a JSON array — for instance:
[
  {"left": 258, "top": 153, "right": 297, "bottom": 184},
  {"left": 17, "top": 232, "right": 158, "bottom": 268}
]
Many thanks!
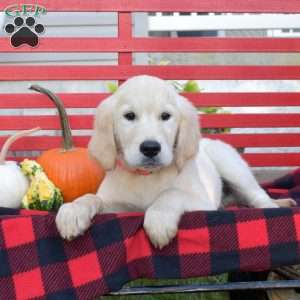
[{"left": 4, "top": 16, "right": 45, "bottom": 48}]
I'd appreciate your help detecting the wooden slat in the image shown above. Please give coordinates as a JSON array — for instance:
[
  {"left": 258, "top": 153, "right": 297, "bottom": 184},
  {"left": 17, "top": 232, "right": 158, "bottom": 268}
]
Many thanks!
[
  {"left": 2, "top": 66, "right": 300, "bottom": 81},
  {"left": 2, "top": 134, "right": 300, "bottom": 151},
  {"left": 0, "top": 116, "right": 93, "bottom": 130},
  {"left": 243, "top": 153, "right": 300, "bottom": 167},
  {"left": 6, "top": 153, "right": 300, "bottom": 167},
  {"left": 2, "top": 38, "right": 300, "bottom": 53},
  {"left": 202, "top": 114, "right": 300, "bottom": 128},
  {"left": 1, "top": 93, "right": 300, "bottom": 109},
  {"left": 118, "top": 13, "right": 133, "bottom": 83},
  {"left": 0, "top": 136, "right": 89, "bottom": 150},
  {"left": 1, "top": 0, "right": 300, "bottom": 12},
  {"left": 207, "top": 133, "right": 300, "bottom": 147},
  {"left": 0, "top": 93, "right": 105, "bottom": 109},
  {"left": 186, "top": 93, "right": 300, "bottom": 107},
  {"left": 118, "top": 13, "right": 132, "bottom": 40},
  {"left": 1, "top": 114, "right": 300, "bottom": 130}
]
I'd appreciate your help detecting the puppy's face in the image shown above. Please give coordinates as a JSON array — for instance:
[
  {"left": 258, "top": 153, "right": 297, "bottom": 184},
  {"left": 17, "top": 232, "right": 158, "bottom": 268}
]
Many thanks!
[
  {"left": 115, "top": 87, "right": 179, "bottom": 170},
  {"left": 89, "top": 75, "right": 200, "bottom": 172}
]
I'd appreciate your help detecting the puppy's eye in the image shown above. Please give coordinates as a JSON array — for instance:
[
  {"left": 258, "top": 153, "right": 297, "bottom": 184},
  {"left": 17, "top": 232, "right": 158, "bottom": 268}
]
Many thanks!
[
  {"left": 124, "top": 111, "right": 136, "bottom": 121},
  {"left": 161, "top": 112, "right": 171, "bottom": 121}
]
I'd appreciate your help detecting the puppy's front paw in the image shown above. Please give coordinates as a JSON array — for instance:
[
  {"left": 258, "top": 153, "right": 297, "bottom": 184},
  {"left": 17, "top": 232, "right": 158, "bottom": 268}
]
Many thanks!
[
  {"left": 55, "top": 202, "right": 94, "bottom": 240},
  {"left": 144, "top": 209, "right": 179, "bottom": 249}
]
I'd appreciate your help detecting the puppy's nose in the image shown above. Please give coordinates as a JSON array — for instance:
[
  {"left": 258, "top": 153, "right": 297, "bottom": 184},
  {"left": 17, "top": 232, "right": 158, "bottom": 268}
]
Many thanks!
[{"left": 140, "top": 140, "right": 161, "bottom": 158}]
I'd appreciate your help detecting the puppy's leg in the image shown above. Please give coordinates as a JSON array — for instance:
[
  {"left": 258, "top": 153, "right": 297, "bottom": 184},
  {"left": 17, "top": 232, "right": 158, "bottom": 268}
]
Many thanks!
[
  {"left": 202, "top": 139, "right": 279, "bottom": 208},
  {"left": 274, "top": 198, "right": 296, "bottom": 207},
  {"left": 144, "top": 189, "right": 207, "bottom": 249},
  {"left": 144, "top": 189, "right": 185, "bottom": 249},
  {"left": 56, "top": 193, "right": 102, "bottom": 240}
]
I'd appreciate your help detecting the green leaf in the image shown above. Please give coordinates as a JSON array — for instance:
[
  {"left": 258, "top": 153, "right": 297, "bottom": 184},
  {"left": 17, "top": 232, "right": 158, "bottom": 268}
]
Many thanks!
[
  {"left": 106, "top": 82, "right": 118, "bottom": 93},
  {"left": 200, "top": 107, "right": 219, "bottom": 114},
  {"left": 182, "top": 80, "right": 201, "bottom": 93}
]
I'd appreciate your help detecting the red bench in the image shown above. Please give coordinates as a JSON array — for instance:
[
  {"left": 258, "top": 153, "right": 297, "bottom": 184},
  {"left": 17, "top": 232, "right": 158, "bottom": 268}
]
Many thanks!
[{"left": 1, "top": 0, "right": 300, "bottom": 297}]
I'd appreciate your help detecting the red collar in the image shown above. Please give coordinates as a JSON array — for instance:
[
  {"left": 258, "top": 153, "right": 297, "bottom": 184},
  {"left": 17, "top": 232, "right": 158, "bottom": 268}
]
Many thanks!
[{"left": 116, "top": 159, "right": 152, "bottom": 176}]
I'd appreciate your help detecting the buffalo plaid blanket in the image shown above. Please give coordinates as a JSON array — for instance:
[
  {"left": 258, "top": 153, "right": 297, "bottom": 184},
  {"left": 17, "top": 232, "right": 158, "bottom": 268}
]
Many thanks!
[{"left": 1, "top": 168, "right": 300, "bottom": 300}]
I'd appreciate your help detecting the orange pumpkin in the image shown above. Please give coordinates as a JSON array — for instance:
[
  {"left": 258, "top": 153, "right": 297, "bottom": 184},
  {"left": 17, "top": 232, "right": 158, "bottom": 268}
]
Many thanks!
[{"left": 30, "top": 85, "right": 105, "bottom": 202}]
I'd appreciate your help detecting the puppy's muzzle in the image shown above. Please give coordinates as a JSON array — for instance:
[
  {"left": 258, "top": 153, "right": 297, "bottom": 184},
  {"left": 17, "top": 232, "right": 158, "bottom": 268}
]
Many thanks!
[{"left": 140, "top": 140, "right": 161, "bottom": 158}]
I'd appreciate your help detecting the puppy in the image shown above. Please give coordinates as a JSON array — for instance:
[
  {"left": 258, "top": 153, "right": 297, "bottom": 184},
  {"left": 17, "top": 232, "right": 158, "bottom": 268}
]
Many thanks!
[{"left": 56, "top": 75, "right": 295, "bottom": 248}]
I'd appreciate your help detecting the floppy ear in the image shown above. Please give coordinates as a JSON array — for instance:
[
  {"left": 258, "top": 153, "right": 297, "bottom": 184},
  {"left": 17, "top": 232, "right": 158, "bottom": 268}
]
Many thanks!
[
  {"left": 88, "top": 96, "right": 117, "bottom": 171},
  {"left": 175, "top": 95, "right": 200, "bottom": 170}
]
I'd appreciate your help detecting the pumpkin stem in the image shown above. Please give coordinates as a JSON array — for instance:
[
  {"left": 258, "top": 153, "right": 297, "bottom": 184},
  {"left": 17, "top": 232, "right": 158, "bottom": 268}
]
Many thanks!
[
  {"left": 0, "top": 127, "right": 40, "bottom": 165},
  {"left": 29, "top": 85, "right": 74, "bottom": 151}
]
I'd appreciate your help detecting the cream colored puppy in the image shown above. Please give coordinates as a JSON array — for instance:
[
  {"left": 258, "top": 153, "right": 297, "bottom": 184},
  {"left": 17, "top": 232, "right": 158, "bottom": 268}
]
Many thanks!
[{"left": 56, "top": 75, "right": 293, "bottom": 248}]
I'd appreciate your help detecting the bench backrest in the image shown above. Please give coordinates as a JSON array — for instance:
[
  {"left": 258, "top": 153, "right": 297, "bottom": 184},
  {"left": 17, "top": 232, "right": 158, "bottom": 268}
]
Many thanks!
[{"left": 1, "top": 1, "right": 300, "bottom": 168}]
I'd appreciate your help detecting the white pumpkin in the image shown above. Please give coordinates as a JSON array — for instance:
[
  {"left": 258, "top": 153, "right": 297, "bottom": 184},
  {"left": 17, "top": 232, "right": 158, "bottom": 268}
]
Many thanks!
[{"left": 0, "top": 128, "right": 40, "bottom": 208}]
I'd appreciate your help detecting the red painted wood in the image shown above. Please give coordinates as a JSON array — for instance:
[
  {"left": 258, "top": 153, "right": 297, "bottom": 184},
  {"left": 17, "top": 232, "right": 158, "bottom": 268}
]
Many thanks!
[
  {"left": 118, "top": 12, "right": 133, "bottom": 84},
  {"left": 2, "top": 65, "right": 300, "bottom": 81},
  {"left": 118, "top": 54, "right": 132, "bottom": 65},
  {"left": 1, "top": 1, "right": 299, "bottom": 169},
  {"left": 1, "top": 114, "right": 300, "bottom": 130},
  {"left": 2, "top": 38, "right": 300, "bottom": 53},
  {"left": 201, "top": 114, "right": 300, "bottom": 128},
  {"left": 0, "top": 93, "right": 106, "bottom": 108},
  {"left": 185, "top": 93, "right": 300, "bottom": 107},
  {"left": 0, "top": 115, "right": 93, "bottom": 130},
  {"left": 6, "top": 153, "right": 300, "bottom": 167},
  {"left": 207, "top": 133, "right": 300, "bottom": 147},
  {"left": 242, "top": 153, "right": 300, "bottom": 167},
  {"left": 1, "top": 0, "right": 300, "bottom": 12},
  {"left": 1, "top": 93, "right": 300, "bottom": 109},
  {"left": 0, "top": 136, "right": 90, "bottom": 150},
  {"left": 118, "top": 13, "right": 132, "bottom": 39},
  {"left": 2, "top": 134, "right": 300, "bottom": 151}
]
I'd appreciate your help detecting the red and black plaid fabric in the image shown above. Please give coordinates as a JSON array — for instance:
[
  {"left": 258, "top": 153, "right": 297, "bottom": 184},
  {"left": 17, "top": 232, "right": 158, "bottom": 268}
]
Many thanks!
[
  {"left": 1, "top": 169, "right": 300, "bottom": 300},
  {"left": 263, "top": 167, "right": 300, "bottom": 204}
]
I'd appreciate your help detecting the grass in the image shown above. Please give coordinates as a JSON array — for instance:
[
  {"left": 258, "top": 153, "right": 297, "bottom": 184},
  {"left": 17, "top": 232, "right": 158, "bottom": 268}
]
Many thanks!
[{"left": 100, "top": 274, "right": 230, "bottom": 300}]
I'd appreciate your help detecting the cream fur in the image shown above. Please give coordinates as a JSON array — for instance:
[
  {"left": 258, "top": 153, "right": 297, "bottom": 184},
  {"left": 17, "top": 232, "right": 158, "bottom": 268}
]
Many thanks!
[{"left": 56, "top": 75, "right": 295, "bottom": 248}]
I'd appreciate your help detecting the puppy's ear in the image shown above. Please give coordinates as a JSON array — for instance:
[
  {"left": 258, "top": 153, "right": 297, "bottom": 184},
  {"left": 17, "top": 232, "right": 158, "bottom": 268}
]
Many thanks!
[
  {"left": 175, "top": 95, "right": 200, "bottom": 170},
  {"left": 88, "top": 96, "right": 117, "bottom": 171}
]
